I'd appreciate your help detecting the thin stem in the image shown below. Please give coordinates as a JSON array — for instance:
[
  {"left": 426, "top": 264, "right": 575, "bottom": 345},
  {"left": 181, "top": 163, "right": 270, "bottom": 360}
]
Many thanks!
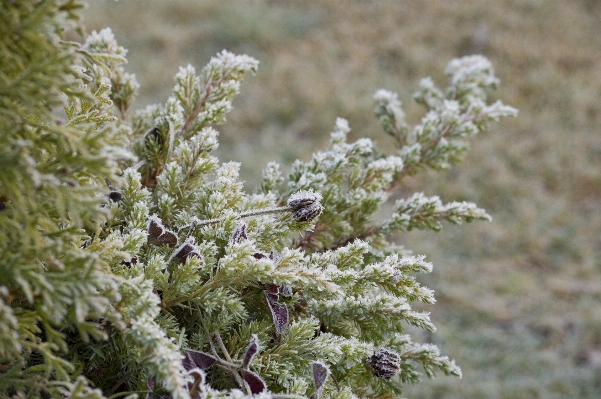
[
  {"left": 108, "top": 391, "right": 151, "bottom": 399},
  {"left": 214, "top": 331, "right": 234, "bottom": 363},
  {"left": 106, "top": 370, "right": 134, "bottom": 396},
  {"left": 192, "top": 206, "right": 290, "bottom": 228},
  {"left": 196, "top": 307, "right": 248, "bottom": 392},
  {"left": 196, "top": 306, "right": 219, "bottom": 358},
  {"left": 215, "top": 332, "right": 248, "bottom": 393}
]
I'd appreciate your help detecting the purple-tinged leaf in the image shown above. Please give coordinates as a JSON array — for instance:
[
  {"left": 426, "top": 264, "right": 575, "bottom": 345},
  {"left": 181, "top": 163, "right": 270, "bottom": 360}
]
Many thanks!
[
  {"left": 185, "top": 350, "right": 217, "bottom": 370},
  {"left": 148, "top": 216, "right": 164, "bottom": 240},
  {"left": 148, "top": 215, "right": 179, "bottom": 247},
  {"left": 172, "top": 237, "right": 202, "bottom": 263},
  {"left": 240, "top": 369, "right": 266, "bottom": 394},
  {"left": 182, "top": 352, "right": 196, "bottom": 371},
  {"left": 266, "top": 283, "right": 279, "bottom": 295},
  {"left": 309, "top": 361, "right": 329, "bottom": 399},
  {"left": 241, "top": 335, "right": 260, "bottom": 370},
  {"left": 253, "top": 252, "right": 268, "bottom": 260},
  {"left": 230, "top": 222, "right": 247, "bottom": 244},
  {"left": 155, "top": 229, "right": 178, "bottom": 246},
  {"left": 265, "top": 292, "right": 289, "bottom": 335}
]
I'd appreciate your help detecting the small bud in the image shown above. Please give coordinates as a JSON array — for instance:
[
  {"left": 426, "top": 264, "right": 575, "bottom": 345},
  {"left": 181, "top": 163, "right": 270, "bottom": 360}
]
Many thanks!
[
  {"left": 368, "top": 348, "right": 401, "bottom": 380},
  {"left": 287, "top": 190, "right": 323, "bottom": 222}
]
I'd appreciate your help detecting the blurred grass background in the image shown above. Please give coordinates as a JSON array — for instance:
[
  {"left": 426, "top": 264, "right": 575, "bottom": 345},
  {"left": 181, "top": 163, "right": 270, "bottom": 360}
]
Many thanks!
[{"left": 82, "top": 1, "right": 601, "bottom": 397}]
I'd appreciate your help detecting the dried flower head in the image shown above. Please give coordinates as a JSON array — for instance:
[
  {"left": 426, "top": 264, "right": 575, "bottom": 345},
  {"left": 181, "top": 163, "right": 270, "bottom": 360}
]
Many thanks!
[
  {"left": 368, "top": 348, "right": 401, "bottom": 380},
  {"left": 287, "top": 190, "right": 323, "bottom": 222}
]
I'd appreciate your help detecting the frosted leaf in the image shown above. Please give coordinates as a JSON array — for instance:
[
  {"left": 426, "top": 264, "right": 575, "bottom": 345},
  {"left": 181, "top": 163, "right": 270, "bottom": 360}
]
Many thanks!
[
  {"left": 445, "top": 55, "right": 498, "bottom": 88},
  {"left": 264, "top": 292, "right": 289, "bottom": 335},
  {"left": 374, "top": 89, "right": 406, "bottom": 134},
  {"left": 241, "top": 335, "right": 260, "bottom": 369},
  {"left": 171, "top": 237, "right": 202, "bottom": 263},
  {"left": 239, "top": 369, "right": 266, "bottom": 394},
  {"left": 483, "top": 100, "right": 519, "bottom": 120},
  {"left": 183, "top": 350, "right": 217, "bottom": 370},
  {"left": 148, "top": 215, "right": 178, "bottom": 247},
  {"left": 309, "top": 361, "right": 329, "bottom": 399},
  {"left": 413, "top": 77, "right": 445, "bottom": 109}
]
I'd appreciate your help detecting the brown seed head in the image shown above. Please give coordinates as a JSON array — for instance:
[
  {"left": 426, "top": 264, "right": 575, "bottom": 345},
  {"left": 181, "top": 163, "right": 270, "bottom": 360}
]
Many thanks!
[
  {"left": 287, "top": 190, "right": 323, "bottom": 222},
  {"left": 368, "top": 348, "right": 401, "bottom": 380}
]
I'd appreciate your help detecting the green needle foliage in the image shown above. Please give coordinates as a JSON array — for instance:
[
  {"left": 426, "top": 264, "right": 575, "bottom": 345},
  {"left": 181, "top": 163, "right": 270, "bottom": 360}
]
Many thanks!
[{"left": 0, "top": 2, "right": 517, "bottom": 398}]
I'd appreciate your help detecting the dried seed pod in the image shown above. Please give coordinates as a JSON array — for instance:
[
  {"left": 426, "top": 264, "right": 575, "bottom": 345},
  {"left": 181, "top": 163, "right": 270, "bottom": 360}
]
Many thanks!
[
  {"left": 367, "top": 348, "right": 401, "bottom": 380},
  {"left": 292, "top": 203, "right": 323, "bottom": 222},
  {"left": 144, "top": 126, "right": 163, "bottom": 147},
  {"left": 287, "top": 190, "right": 323, "bottom": 222}
]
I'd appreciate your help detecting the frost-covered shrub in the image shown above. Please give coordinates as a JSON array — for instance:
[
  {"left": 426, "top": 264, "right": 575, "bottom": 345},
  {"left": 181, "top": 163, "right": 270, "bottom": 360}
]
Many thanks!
[{"left": 0, "top": 2, "right": 516, "bottom": 398}]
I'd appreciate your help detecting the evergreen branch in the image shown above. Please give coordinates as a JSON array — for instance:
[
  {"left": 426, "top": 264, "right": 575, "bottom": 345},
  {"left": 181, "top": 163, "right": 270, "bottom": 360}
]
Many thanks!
[{"left": 0, "top": 5, "right": 516, "bottom": 396}]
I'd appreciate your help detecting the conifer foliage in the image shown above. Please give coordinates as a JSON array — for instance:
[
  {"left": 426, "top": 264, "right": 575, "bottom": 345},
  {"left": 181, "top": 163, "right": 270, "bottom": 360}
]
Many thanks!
[{"left": 0, "top": 2, "right": 517, "bottom": 398}]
